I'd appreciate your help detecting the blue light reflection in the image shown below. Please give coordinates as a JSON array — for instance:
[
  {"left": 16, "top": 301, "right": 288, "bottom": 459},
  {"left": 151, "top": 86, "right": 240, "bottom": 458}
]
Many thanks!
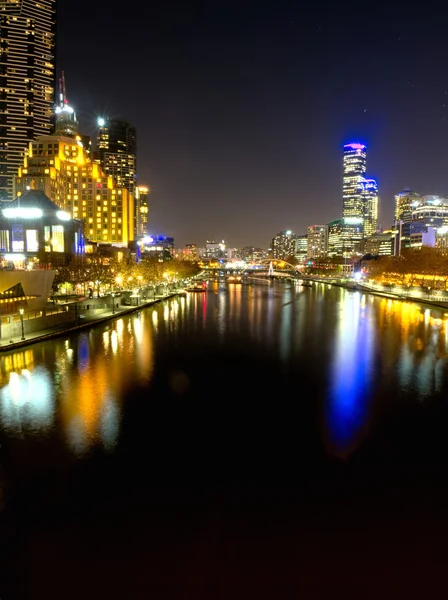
[{"left": 326, "top": 292, "right": 376, "bottom": 457}]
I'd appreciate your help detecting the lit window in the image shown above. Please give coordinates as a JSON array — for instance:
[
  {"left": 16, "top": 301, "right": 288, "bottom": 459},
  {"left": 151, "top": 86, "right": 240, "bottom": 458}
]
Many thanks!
[
  {"left": 51, "top": 225, "right": 64, "bottom": 252},
  {"left": 26, "top": 229, "right": 38, "bottom": 252}
]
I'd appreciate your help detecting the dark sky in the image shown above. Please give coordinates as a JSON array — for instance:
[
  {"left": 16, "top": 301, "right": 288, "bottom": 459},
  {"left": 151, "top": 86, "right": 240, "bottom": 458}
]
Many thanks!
[{"left": 57, "top": 1, "right": 448, "bottom": 248}]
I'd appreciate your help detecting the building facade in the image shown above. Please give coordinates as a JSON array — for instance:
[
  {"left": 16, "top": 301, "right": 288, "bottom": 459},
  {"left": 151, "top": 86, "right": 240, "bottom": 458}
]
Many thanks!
[
  {"left": 395, "top": 189, "right": 421, "bottom": 223},
  {"left": 14, "top": 134, "right": 135, "bottom": 245},
  {"left": 271, "top": 230, "right": 295, "bottom": 260},
  {"left": 307, "top": 225, "right": 327, "bottom": 259},
  {"left": 364, "top": 231, "right": 395, "bottom": 256},
  {"left": 342, "top": 143, "right": 367, "bottom": 221},
  {"left": 0, "top": 189, "right": 84, "bottom": 268},
  {"left": 359, "top": 177, "right": 378, "bottom": 237},
  {"left": 136, "top": 185, "right": 149, "bottom": 237},
  {"left": 342, "top": 142, "right": 378, "bottom": 252},
  {"left": 96, "top": 118, "right": 137, "bottom": 234},
  {"left": 0, "top": 0, "right": 57, "bottom": 202},
  {"left": 294, "top": 235, "right": 307, "bottom": 263}
]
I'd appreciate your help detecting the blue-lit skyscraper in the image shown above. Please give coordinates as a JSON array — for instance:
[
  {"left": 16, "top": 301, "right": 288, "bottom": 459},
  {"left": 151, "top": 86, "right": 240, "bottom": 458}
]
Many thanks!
[
  {"left": 341, "top": 142, "right": 378, "bottom": 252},
  {"left": 343, "top": 142, "right": 367, "bottom": 220}
]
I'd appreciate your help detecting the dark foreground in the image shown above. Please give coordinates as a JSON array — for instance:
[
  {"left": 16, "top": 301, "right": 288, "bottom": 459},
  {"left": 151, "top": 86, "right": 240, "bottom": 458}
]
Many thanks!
[{"left": 1, "top": 282, "right": 448, "bottom": 598}]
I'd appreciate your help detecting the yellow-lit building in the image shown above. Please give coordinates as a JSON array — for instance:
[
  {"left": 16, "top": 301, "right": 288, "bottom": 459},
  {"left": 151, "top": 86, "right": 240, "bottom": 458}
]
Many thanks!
[{"left": 13, "top": 135, "right": 134, "bottom": 245}]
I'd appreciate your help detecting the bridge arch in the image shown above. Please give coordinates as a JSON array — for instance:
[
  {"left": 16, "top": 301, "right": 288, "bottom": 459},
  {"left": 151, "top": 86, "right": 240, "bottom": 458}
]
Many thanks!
[{"left": 242, "top": 258, "right": 303, "bottom": 276}]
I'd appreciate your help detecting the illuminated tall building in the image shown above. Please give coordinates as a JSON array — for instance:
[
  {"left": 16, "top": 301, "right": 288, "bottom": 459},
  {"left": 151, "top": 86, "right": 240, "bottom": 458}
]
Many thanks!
[
  {"left": 136, "top": 185, "right": 149, "bottom": 237},
  {"left": 96, "top": 117, "right": 137, "bottom": 234},
  {"left": 14, "top": 134, "right": 135, "bottom": 245},
  {"left": 342, "top": 142, "right": 378, "bottom": 252},
  {"left": 359, "top": 178, "right": 378, "bottom": 237},
  {"left": 342, "top": 142, "right": 367, "bottom": 220},
  {"left": 96, "top": 118, "right": 136, "bottom": 196},
  {"left": 0, "top": 0, "right": 57, "bottom": 203}
]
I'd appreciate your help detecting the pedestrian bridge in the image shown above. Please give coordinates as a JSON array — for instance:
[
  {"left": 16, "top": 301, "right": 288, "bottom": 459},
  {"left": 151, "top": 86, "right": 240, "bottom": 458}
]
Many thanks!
[{"left": 201, "top": 259, "right": 304, "bottom": 279}]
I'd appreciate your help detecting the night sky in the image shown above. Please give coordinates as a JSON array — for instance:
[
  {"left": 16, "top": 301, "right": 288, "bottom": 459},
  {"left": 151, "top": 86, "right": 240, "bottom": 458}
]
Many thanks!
[{"left": 58, "top": 2, "right": 448, "bottom": 248}]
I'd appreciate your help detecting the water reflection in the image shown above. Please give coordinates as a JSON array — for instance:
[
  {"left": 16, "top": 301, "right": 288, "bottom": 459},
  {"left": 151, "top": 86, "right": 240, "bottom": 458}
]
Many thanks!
[
  {"left": 55, "top": 311, "right": 155, "bottom": 456},
  {"left": 326, "top": 292, "right": 376, "bottom": 457},
  {"left": 0, "top": 365, "right": 55, "bottom": 433},
  {"left": 3, "top": 284, "right": 448, "bottom": 466}
]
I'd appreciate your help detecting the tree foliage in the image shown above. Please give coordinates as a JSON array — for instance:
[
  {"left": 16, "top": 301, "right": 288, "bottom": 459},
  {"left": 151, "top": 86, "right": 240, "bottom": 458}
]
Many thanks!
[{"left": 367, "top": 247, "right": 448, "bottom": 288}]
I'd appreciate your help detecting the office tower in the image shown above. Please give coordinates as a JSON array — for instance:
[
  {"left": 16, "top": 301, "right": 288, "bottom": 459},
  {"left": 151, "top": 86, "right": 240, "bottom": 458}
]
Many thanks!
[
  {"left": 136, "top": 185, "right": 149, "bottom": 237},
  {"left": 14, "top": 133, "right": 135, "bottom": 245},
  {"left": 0, "top": 0, "right": 57, "bottom": 202},
  {"left": 359, "top": 177, "right": 378, "bottom": 237},
  {"left": 96, "top": 117, "right": 136, "bottom": 196},
  {"left": 342, "top": 142, "right": 379, "bottom": 252},
  {"left": 342, "top": 143, "right": 367, "bottom": 220},
  {"left": 96, "top": 117, "right": 137, "bottom": 234},
  {"left": 307, "top": 225, "right": 328, "bottom": 259}
]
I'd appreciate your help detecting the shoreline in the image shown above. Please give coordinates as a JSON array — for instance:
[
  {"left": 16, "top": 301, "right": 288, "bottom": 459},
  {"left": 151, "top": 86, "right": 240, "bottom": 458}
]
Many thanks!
[
  {"left": 307, "top": 277, "right": 448, "bottom": 311},
  {"left": 0, "top": 292, "right": 181, "bottom": 354}
]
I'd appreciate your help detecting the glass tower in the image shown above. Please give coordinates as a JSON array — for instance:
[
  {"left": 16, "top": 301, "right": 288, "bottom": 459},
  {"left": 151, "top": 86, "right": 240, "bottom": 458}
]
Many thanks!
[
  {"left": 342, "top": 142, "right": 367, "bottom": 220},
  {"left": 0, "top": 0, "right": 57, "bottom": 202}
]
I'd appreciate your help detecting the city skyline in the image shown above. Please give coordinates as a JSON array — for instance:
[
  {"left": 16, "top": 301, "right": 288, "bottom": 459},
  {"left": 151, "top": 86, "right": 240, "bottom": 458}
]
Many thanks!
[{"left": 55, "top": 3, "right": 448, "bottom": 247}]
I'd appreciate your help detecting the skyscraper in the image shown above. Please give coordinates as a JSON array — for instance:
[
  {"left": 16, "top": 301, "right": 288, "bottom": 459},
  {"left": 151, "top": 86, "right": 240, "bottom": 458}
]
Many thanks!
[
  {"left": 342, "top": 142, "right": 378, "bottom": 252},
  {"left": 96, "top": 118, "right": 137, "bottom": 197},
  {"left": 136, "top": 185, "right": 149, "bottom": 238},
  {"left": 342, "top": 143, "right": 367, "bottom": 220},
  {"left": 0, "top": 0, "right": 57, "bottom": 203},
  {"left": 359, "top": 177, "right": 378, "bottom": 238},
  {"left": 96, "top": 117, "right": 137, "bottom": 235}
]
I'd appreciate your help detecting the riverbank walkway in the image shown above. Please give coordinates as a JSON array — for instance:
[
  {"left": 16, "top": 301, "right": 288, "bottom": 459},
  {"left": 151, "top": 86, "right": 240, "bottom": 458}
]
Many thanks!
[{"left": 0, "top": 291, "right": 181, "bottom": 354}]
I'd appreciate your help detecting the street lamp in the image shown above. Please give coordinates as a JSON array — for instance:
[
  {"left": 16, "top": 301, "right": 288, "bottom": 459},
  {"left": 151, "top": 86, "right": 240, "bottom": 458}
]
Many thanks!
[
  {"left": 111, "top": 292, "right": 115, "bottom": 314},
  {"left": 19, "top": 307, "right": 25, "bottom": 340}
]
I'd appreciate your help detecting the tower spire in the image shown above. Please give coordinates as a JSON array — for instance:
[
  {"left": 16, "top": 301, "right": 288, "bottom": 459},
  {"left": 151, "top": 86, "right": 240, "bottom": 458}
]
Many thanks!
[{"left": 62, "top": 70, "right": 68, "bottom": 105}]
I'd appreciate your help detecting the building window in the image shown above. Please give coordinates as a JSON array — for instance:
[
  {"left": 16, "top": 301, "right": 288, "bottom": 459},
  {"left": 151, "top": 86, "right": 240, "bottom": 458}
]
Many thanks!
[
  {"left": 51, "top": 225, "right": 64, "bottom": 253},
  {"left": 26, "top": 229, "right": 38, "bottom": 252},
  {"left": 11, "top": 226, "right": 24, "bottom": 252},
  {"left": 0, "top": 230, "right": 9, "bottom": 252},
  {"left": 44, "top": 225, "right": 51, "bottom": 251}
]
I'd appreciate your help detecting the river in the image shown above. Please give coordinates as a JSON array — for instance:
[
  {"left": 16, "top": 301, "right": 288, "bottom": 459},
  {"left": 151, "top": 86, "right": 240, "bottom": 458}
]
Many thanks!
[{"left": 1, "top": 280, "right": 448, "bottom": 597}]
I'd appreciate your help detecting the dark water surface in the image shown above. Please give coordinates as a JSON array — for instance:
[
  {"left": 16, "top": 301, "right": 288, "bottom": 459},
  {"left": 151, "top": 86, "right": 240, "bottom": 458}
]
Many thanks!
[{"left": 1, "top": 281, "right": 448, "bottom": 598}]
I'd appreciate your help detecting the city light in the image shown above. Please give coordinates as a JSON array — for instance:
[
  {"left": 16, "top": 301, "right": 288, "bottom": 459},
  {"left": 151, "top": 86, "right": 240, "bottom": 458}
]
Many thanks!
[
  {"left": 343, "top": 142, "right": 366, "bottom": 150},
  {"left": 97, "top": 117, "right": 106, "bottom": 127},
  {"left": 3, "top": 207, "right": 43, "bottom": 219},
  {"left": 3, "top": 253, "right": 25, "bottom": 261},
  {"left": 57, "top": 211, "right": 71, "bottom": 221}
]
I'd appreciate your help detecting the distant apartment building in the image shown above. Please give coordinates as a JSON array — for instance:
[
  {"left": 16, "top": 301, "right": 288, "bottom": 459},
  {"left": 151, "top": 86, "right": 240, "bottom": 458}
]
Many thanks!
[
  {"left": 271, "top": 230, "right": 295, "bottom": 260},
  {"left": 307, "top": 225, "right": 327, "bottom": 259},
  {"left": 294, "top": 235, "right": 307, "bottom": 263}
]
